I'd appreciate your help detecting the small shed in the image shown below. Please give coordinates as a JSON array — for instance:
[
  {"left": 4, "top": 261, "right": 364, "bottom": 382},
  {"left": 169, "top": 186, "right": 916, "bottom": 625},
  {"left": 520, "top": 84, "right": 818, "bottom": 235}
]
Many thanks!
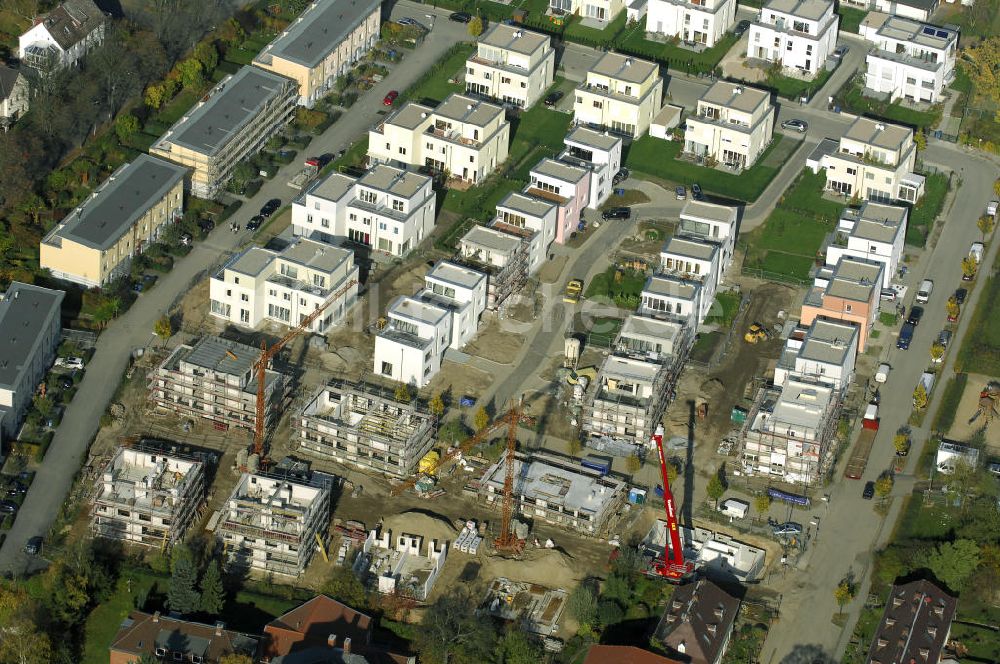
[{"left": 650, "top": 104, "right": 683, "bottom": 140}]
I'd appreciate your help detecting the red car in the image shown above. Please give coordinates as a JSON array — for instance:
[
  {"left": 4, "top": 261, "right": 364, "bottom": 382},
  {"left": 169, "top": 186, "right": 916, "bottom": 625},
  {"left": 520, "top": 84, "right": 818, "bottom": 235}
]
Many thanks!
[{"left": 383, "top": 90, "right": 399, "bottom": 106}]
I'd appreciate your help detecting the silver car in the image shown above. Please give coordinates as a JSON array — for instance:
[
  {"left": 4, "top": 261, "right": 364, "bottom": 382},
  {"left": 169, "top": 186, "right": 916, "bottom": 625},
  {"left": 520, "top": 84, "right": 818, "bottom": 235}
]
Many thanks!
[{"left": 781, "top": 119, "right": 808, "bottom": 133}]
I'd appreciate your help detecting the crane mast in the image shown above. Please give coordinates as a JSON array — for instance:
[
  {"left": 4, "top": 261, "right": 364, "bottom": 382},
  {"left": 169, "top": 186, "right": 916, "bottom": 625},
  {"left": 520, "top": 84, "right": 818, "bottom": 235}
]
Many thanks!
[{"left": 651, "top": 425, "right": 694, "bottom": 582}]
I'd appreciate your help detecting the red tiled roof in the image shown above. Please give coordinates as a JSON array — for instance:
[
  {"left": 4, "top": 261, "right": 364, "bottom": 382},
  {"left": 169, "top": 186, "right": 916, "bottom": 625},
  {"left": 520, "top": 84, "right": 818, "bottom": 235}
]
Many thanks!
[
  {"left": 583, "top": 645, "right": 683, "bottom": 664},
  {"left": 264, "top": 595, "right": 373, "bottom": 659}
]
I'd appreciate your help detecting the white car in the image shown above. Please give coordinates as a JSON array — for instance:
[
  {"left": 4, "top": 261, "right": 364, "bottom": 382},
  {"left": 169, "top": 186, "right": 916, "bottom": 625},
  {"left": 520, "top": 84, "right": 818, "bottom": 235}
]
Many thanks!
[
  {"left": 875, "top": 363, "right": 890, "bottom": 383},
  {"left": 55, "top": 356, "right": 84, "bottom": 370}
]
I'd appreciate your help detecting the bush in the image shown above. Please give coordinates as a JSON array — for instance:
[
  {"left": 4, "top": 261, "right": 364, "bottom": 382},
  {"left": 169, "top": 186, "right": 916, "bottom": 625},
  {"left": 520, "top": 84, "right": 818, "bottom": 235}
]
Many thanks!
[{"left": 219, "top": 200, "right": 243, "bottom": 222}]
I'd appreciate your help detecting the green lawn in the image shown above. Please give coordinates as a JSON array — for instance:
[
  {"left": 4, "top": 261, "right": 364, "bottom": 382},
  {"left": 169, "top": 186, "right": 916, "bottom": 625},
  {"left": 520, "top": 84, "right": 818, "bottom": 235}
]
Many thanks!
[
  {"left": 838, "top": 80, "right": 942, "bottom": 130},
  {"left": 617, "top": 25, "right": 738, "bottom": 75},
  {"left": 625, "top": 135, "right": 787, "bottom": 202},
  {"left": 836, "top": 6, "right": 868, "bottom": 33},
  {"left": 761, "top": 67, "right": 833, "bottom": 101},
  {"left": 224, "top": 46, "right": 258, "bottom": 65},
  {"left": 83, "top": 571, "right": 166, "bottom": 664},
  {"left": 905, "top": 172, "right": 949, "bottom": 246},
  {"left": 956, "top": 272, "right": 1000, "bottom": 376},
  {"left": 564, "top": 12, "right": 626, "bottom": 46},
  {"left": 154, "top": 88, "right": 205, "bottom": 126},
  {"left": 402, "top": 42, "right": 475, "bottom": 105},
  {"left": 704, "top": 291, "right": 742, "bottom": 327},
  {"left": 584, "top": 266, "right": 648, "bottom": 308}
]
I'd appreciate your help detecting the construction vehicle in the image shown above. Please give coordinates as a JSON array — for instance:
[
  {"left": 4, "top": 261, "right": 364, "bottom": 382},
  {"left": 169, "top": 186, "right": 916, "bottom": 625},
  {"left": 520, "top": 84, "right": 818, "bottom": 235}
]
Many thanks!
[
  {"left": 743, "top": 322, "right": 767, "bottom": 344},
  {"left": 563, "top": 279, "right": 583, "bottom": 304},
  {"left": 251, "top": 278, "right": 358, "bottom": 462},
  {"left": 844, "top": 402, "right": 879, "bottom": 480},
  {"left": 649, "top": 425, "right": 695, "bottom": 582},
  {"left": 287, "top": 158, "right": 320, "bottom": 190}
]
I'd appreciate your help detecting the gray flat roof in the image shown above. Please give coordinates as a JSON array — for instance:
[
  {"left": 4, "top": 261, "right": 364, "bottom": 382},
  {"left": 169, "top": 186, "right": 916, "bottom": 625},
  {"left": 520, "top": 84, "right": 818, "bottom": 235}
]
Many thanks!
[
  {"left": 643, "top": 275, "right": 700, "bottom": 299},
  {"left": 700, "top": 80, "right": 770, "bottom": 114},
  {"left": 254, "top": 0, "right": 381, "bottom": 69},
  {"left": 661, "top": 236, "right": 718, "bottom": 261},
  {"left": 875, "top": 15, "right": 957, "bottom": 49},
  {"left": 280, "top": 237, "right": 353, "bottom": 273},
  {"left": 846, "top": 201, "right": 907, "bottom": 243},
  {"left": 182, "top": 336, "right": 260, "bottom": 376},
  {"left": 158, "top": 67, "right": 293, "bottom": 156},
  {"left": 498, "top": 191, "right": 556, "bottom": 218},
  {"left": 55, "top": 155, "right": 187, "bottom": 251},
  {"left": 764, "top": 0, "right": 832, "bottom": 21},
  {"left": 619, "top": 314, "right": 683, "bottom": 344},
  {"left": 308, "top": 171, "right": 355, "bottom": 202},
  {"left": 427, "top": 260, "right": 485, "bottom": 290},
  {"left": 389, "top": 295, "right": 449, "bottom": 326},
  {"left": 461, "top": 225, "right": 521, "bottom": 254},
  {"left": 358, "top": 164, "right": 429, "bottom": 198},
  {"left": 799, "top": 318, "right": 857, "bottom": 366},
  {"left": 532, "top": 158, "right": 588, "bottom": 183},
  {"left": 843, "top": 117, "right": 911, "bottom": 152},
  {"left": 385, "top": 102, "right": 434, "bottom": 130},
  {"left": 590, "top": 52, "right": 658, "bottom": 85},
  {"left": 826, "top": 256, "right": 882, "bottom": 301},
  {"left": 565, "top": 126, "right": 622, "bottom": 152},
  {"left": 228, "top": 247, "right": 275, "bottom": 277},
  {"left": 479, "top": 23, "right": 550, "bottom": 56},
  {"left": 0, "top": 283, "right": 64, "bottom": 390},
  {"left": 435, "top": 93, "right": 504, "bottom": 127},
  {"left": 680, "top": 200, "right": 737, "bottom": 225},
  {"left": 808, "top": 137, "right": 839, "bottom": 163}
]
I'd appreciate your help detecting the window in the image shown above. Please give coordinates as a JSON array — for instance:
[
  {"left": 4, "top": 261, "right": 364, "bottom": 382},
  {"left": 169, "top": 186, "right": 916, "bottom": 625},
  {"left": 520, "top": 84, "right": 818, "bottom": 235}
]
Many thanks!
[
  {"left": 392, "top": 199, "right": 404, "bottom": 211},
  {"left": 845, "top": 304, "right": 852, "bottom": 312},
  {"left": 234, "top": 277, "right": 240, "bottom": 284},
  {"left": 226, "top": 289, "right": 232, "bottom": 297},
  {"left": 240, "top": 309, "right": 250, "bottom": 323},
  {"left": 379, "top": 222, "right": 387, "bottom": 231},
  {"left": 806, "top": 45, "right": 812, "bottom": 55},
  {"left": 593, "top": 100, "right": 603, "bottom": 109},
  {"left": 280, "top": 264, "right": 299, "bottom": 279},
  {"left": 846, "top": 167, "right": 857, "bottom": 175},
  {"left": 398, "top": 147, "right": 407, "bottom": 156},
  {"left": 381, "top": 361, "right": 393, "bottom": 376},
  {"left": 313, "top": 274, "right": 326, "bottom": 288},
  {"left": 787, "top": 41, "right": 793, "bottom": 51},
  {"left": 501, "top": 76, "right": 511, "bottom": 84},
  {"left": 299, "top": 297, "right": 306, "bottom": 306},
  {"left": 240, "top": 293, "right": 249, "bottom": 302},
  {"left": 426, "top": 142, "right": 433, "bottom": 150},
  {"left": 360, "top": 190, "right": 377, "bottom": 204}
]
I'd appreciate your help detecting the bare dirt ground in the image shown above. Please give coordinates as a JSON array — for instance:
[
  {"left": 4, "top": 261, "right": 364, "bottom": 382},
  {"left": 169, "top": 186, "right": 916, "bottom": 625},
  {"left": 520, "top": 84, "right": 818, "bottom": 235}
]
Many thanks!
[
  {"left": 463, "top": 320, "right": 525, "bottom": 364},
  {"left": 945, "top": 373, "right": 1000, "bottom": 447},
  {"left": 618, "top": 221, "right": 676, "bottom": 258},
  {"left": 537, "top": 255, "right": 568, "bottom": 284},
  {"left": 423, "top": 360, "right": 494, "bottom": 401}
]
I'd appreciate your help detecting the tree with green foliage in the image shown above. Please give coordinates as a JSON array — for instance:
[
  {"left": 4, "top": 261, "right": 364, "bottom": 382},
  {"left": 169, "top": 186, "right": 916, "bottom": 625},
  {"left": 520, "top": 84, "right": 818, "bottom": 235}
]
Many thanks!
[
  {"left": 597, "top": 599, "right": 624, "bottom": 628},
  {"left": 321, "top": 566, "right": 368, "bottom": 609},
  {"left": 874, "top": 475, "right": 894, "bottom": 499},
  {"left": 229, "top": 162, "right": 256, "bottom": 193},
  {"left": 177, "top": 58, "right": 204, "bottom": 89},
  {"left": 413, "top": 589, "right": 497, "bottom": 664},
  {"left": 218, "top": 17, "right": 246, "bottom": 47},
  {"left": 566, "top": 581, "right": 598, "bottom": 630},
  {"left": 706, "top": 474, "right": 725, "bottom": 507},
  {"left": 626, "top": 454, "right": 642, "bottom": 473},
  {"left": 114, "top": 113, "right": 140, "bottom": 145},
  {"left": 960, "top": 38, "right": 1000, "bottom": 122},
  {"left": 429, "top": 392, "right": 445, "bottom": 418},
  {"left": 438, "top": 418, "right": 470, "bottom": 445},
  {"left": 946, "top": 297, "right": 960, "bottom": 321},
  {"left": 978, "top": 214, "right": 995, "bottom": 241},
  {"left": 199, "top": 559, "right": 225, "bottom": 615},
  {"left": 394, "top": 383, "right": 411, "bottom": 404},
  {"left": 893, "top": 433, "right": 910, "bottom": 455},
  {"left": 219, "top": 656, "right": 254, "bottom": 664},
  {"left": 913, "top": 130, "right": 926, "bottom": 151},
  {"left": 0, "top": 617, "right": 53, "bottom": 664},
  {"left": 961, "top": 255, "right": 978, "bottom": 280},
  {"left": 496, "top": 629, "right": 544, "bottom": 664},
  {"left": 930, "top": 341, "right": 945, "bottom": 363},
  {"left": 154, "top": 315, "right": 173, "bottom": 340},
  {"left": 145, "top": 83, "right": 165, "bottom": 109},
  {"left": 913, "top": 382, "right": 928, "bottom": 410},
  {"left": 754, "top": 494, "right": 771, "bottom": 522},
  {"left": 834, "top": 579, "right": 855, "bottom": 614},
  {"left": 194, "top": 41, "right": 219, "bottom": 74},
  {"left": 467, "top": 16, "right": 484, "bottom": 37},
  {"left": 474, "top": 406, "right": 490, "bottom": 432},
  {"left": 168, "top": 547, "right": 201, "bottom": 614},
  {"left": 921, "top": 539, "right": 981, "bottom": 591}
]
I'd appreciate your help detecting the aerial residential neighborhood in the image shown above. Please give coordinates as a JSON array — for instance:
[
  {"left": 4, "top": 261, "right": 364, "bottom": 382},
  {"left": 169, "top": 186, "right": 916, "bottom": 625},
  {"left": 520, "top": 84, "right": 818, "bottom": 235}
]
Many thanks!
[{"left": 0, "top": 0, "right": 998, "bottom": 663}]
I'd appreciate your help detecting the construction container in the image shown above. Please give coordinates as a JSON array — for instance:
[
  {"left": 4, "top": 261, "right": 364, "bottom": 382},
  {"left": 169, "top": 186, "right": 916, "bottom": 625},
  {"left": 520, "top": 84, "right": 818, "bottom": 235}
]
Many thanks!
[
  {"left": 418, "top": 451, "right": 440, "bottom": 475},
  {"left": 730, "top": 406, "right": 748, "bottom": 424}
]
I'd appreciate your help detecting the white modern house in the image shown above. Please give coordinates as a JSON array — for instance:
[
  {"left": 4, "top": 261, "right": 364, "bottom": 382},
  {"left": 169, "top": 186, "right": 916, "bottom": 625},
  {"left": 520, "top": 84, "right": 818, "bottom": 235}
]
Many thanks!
[
  {"left": 574, "top": 52, "right": 663, "bottom": 138},
  {"left": 860, "top": 14, "right": 957, "bottom": 103},
  {"left": 209, "top": 237, "right": 359, "bottom": 333},
  {"left": 292, "top": 164, "right": 436, "bottom": 258},
  {"left": 774, "top": 317, "right": 859, "bottom": 391},
  {"left": 659, "top": 235, "right": 723, "bottom": 291},
  {"left": 645, "top": 0, "right": 737, "bottom": 48},
  {"left": 494, "top": 191, "right": 559, "bottom": 271},
  {"left": 527, "top": 158, "right": 591, "bottom": 245},
  {"left": 747, "top": 0, "right": 839, "bottom": 76},
  {"left": 368, "top": 93, "right": 510, "bottom": 184},
  {"left": 466, "top": 24, "right": 555, "bottom": 109},
  {"left": 678, "top": 200, "right": 739, "bottom": 268},
  {"left": 559, "top": 126, "right": 624, "bottom": 210},
  {"left": 549, "top": 0, "right": 627, "bottom": 23},
  {"left": 872, "top": 0, "right": 939, "bottom": 22},
  {"left": 374, "top": 261, "right": 487, "bottom": 386},
  {"left": 684, "top": 81, "right": 775, "bottom": 169},
  {"left": 18, "top": 0, "right": 106, "bottom": 70},
  {"left": 825, "top": 201, "right": 907, "bottom": 287},
  {"left": 810, "top": 117, "right": 923, "bottom": 203},
  {"left": 639, "top": 274, "right": 704, "bottom": 327}
]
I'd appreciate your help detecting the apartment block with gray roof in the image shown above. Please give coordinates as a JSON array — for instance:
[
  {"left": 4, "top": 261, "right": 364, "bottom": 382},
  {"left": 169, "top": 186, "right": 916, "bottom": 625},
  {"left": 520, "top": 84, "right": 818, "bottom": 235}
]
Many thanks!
[
  {"left": 41, "top": 154, "right": 187, "bottom": 288},
  {"left": 466, "top": 24, "right": 555, "bottom": 109},
  {"left": 151, "top": 66, "right": 297, "bottom": 198},
  {"left": 684, "top": 80, "right": 775, "bottom": 169},
  {"left": 0, "top": 283, "right": 64, "bottom": 445}
]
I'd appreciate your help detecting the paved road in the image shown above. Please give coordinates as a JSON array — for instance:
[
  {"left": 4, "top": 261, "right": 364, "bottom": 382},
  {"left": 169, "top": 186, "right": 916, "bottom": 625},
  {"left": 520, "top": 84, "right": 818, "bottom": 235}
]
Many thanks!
[{"left": 0, "top": 2, "right": 471, "bottom": 573}]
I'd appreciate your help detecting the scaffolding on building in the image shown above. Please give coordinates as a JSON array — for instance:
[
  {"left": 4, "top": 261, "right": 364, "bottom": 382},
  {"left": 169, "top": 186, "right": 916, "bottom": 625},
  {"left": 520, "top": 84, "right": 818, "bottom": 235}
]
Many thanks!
[{"left": 456, "top": 222, "right": 531, "bottom": 313}]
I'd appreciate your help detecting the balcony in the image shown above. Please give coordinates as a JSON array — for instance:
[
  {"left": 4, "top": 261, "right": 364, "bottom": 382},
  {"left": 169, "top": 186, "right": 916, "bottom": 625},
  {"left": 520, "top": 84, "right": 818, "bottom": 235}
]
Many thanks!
[
  {"left": 425, "top": 125, "right": 481, "bottom": 148},
  {"left": 266, "top": 274, "right": 332, "bottom": 298},
  {"left": 578, "top": 82, "right": 640, "bottom": 104}
]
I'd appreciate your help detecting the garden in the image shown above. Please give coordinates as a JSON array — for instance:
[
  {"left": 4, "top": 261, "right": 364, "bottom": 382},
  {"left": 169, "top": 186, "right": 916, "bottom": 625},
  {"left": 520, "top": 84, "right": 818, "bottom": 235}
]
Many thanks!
[
  {"left": 584, "top": 265, "right": 650, "bottom": 309},
  {"left": 834, "top": 76, "right": 942, "bottom": 131},
  {"left": 904, "top": 172, "right": 949, "bottom": 246}
]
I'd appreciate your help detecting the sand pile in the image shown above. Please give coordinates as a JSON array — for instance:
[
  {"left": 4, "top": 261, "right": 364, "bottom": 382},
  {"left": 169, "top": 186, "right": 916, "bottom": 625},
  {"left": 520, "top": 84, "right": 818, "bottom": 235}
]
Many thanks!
[
  {"left": 486, "top": 547, "right": 584, "bottom": 589},
  {"left": 382, "top": 509, "right": 458, "bottom": 544}
]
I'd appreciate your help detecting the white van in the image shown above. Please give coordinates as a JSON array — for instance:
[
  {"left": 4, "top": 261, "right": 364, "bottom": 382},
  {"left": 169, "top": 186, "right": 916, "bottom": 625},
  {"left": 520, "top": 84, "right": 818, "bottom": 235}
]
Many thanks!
[
  {"left": 970, "top": 242, "right": 985, "bottom": 263},
  {"left": 916, "top": 279, "right": 933, "bottom": 304},
  {"left": 875, "top": 363, "right": 890, "bottom": 383}
]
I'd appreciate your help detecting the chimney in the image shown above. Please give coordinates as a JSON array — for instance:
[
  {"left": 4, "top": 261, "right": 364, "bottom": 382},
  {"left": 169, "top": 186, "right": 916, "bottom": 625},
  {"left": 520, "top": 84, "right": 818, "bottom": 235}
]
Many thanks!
[
  {"left": 344, "top": 637, "right": 352, "bottom": 654},
  {"left": 152, "top": 611, "right": 160, "bottom": 623},
  {"left": 328, "top": 634, "right": 338, "bottom": 648},
  {"left": 215, "top": 621, "right": 225, "bottom": 636}
]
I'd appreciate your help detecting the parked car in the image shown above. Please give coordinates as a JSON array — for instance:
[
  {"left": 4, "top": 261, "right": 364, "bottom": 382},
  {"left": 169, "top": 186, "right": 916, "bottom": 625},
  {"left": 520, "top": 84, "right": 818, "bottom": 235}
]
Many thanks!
[
  {"left": 246, "top": 215, "right": 264, "bottom": 232},
  {"left": 24, "top": 537, "right": 42, "bottom": 556},
  {"left": 675, "top": 185, "right": 686, "bottom": 200},
  {"left": 772, "top": 522, "right": 803, "bottom": 536},
  {"left": 954, "top": 287, "right": 968, "bottom": 305},
  {"left": 4, "top": 482, "right": 26, "bottom": 497},
  {"left": 691, "top": 183, "right": 704, "bottom": 200},
  {"left": 862, "top": 481, "right": 875, "bottom": 500},
  {"left": 132, "top": 274, "right": 157, "bottom": 293},
  {"left": 197, "top": 219, "right": 215, "bottom": 233},
  {"left": 0, "top": 500, "right": 18, "bottom": 514},
  {"left": 897, "top": 322, "right": 915, "bottom": 349},
  {"left": 734, "top": 19, "right": 751, "bottom": 36},
  {"left": 179, "top": 232, "right": 193, "bottom": 246},
  {"left": 915, "top": 278, "right": 933, "bottom": 304},
  {"left": 832, "top": 45, "right": 849, "bottom": 59},
  {"left": 879, "top": 288, "right": 897, "bottom": 302},
  {"left": 60, "top": 375, "right": 74, "bottom": 390},
  {"left": 906, "top": 306, "right": 924, "bottom": 326},
  {"left": 55, "top": 356, "right": 84, "bottom": 370},
  {"left": 260, "top": 198, "right": 282, "bottom": 217},
  {"left": 781, "top": 119, "right": 808, "bottom": 133},
  {"left": 450, "top": 11, "right": 472, "bottom": 22},
  {"left": 875, "top": 363, "right": 890, "bottom": 384},
  {"left": 397, "top": 17, "right": 420, "bottom": 26},
  {"left": 543, "top": 90, "right": 564, "bottom": 107},
  {"left": 383, "top": 90, "right": 399, "bottom": 106},
  {"left": 612, "top": 168, "right": 630, "bottom": 186},
  {"left": 563, "top": 279, "right": 583, "bottom": 304},
  {"left": 602, "top": 207, "right": 631, "bottom": 221}
]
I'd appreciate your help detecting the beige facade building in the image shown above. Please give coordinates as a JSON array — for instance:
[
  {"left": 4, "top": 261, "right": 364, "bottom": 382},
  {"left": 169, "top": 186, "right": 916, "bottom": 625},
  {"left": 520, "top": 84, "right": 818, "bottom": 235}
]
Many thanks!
[
  {"left": 684, "top": 81, "right": 775, "bottom": 169},
  {"left": 41, "top": 154, "right": 187, "bottom": 288},
  {"left": 150, "top": 66, "right": 297, "bottom": 198},
  {"left": 253, "top": 0, "right": 381, "bottom": 108},
  {"left": 466, "top": 24, "right": 555, "bottom": 109},
  {"left": 574, "top": 52, "right": 663, "bottom": 138}
]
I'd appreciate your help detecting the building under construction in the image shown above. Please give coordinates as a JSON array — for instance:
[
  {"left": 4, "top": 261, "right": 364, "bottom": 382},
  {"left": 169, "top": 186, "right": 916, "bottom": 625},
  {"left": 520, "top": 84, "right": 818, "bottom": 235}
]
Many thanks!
[
  {"left": 217, "top": 473, "right": 331, "bottom": 576},
  {"left": 296, "top": 379, "right": 436, "bottom": 479},
  {"left": 150, "top": 336, "right": 288, "bottom": 432},
  {"left": 456, "top": 224, "right": 530, "bottom": 311},
  {"left": 583, "top": 315, "right": 692, "bottom": 449},
  {"left": 478, "top": 453, "right": 627, "bottom": 536},
  {"left": 92, "top": 445, "right": 206, "bottom": 549}
]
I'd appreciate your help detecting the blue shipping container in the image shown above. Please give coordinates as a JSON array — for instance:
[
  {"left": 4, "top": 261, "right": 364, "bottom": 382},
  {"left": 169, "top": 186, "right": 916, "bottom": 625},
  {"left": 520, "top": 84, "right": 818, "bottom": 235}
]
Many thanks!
[
  {"left": 767, "top": 487, "right": 810, "bottom": 506},
  {"left": 582, "top": 456, "right": 611, "bottom": 475}
]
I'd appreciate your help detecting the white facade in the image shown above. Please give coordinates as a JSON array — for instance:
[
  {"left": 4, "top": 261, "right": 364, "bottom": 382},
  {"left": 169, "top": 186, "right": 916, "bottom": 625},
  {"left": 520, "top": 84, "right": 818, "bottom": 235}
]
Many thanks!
[
  {"left": 423, "top": 261, "right": 488, "bottom": 349},
  {"left": 774, "top": 318, "right": 859, "bottom": 391},
  {"left": 494, "top": 191, "right": 559, "bottom": 272},
  {"left": 466, "top": 24, "right": 555, "bottom": 109},
  {"left": 0, "top": 66, "right": 29, "bottom": 129},
  {"left": 747, "top": 0, "right": 839, "bottom": 76},
  {"left": 209, "top": 238, "right": 359, "bottom": 333},
  {"left": 639, "top": 274, "right": 704, "bottom": 327},
  {"left": 292, "top": 164, "right": 435, "bottom": 257},
  {"left": 679, "top": 200, "right": 739, "bottom": 265},
  {"left": 645, "top": 0, "right": 737, "bottom": 47},
  {"left": 872, "top": 0, "right": 938, "bottom": 21},
  {"left": 18, "top": 0, "right": 106, "bottom": 70},
  {"left": 550, "top": 0, "right": 627, "bottom": 22},
  {"left": 818, "top": 117, "right": 922, "bottom": 203},
  {"left": 368, "top": 93, "right": 511, "bottom": 183},
  {"left": 861, "top": 15, "right": 957, "bottom": 103},
  {"left": 660, "top": 235, "right": 723, "bottom": 291},
  {"left": 825, "top": 201, "right": 907, "bottom": 287},
  {"left": 574, "top": 52, "right": 663, "bottom": 138},
  {"left": 560, "top": 126, "right": 624, "bottom": 209},
  {"left": 685, "top": 81, "right": 775, "bottom": 169}
]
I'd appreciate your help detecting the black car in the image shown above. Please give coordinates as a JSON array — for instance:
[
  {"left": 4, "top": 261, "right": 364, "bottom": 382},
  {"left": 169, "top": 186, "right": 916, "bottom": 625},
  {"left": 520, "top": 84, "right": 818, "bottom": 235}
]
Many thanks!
[
  {"left": 450, "top": 11, "right": 472, "bottom": 22},
  {"left": 954, "top": 288, "right": 968, "bottom": 304},
  {"left": 612, "top": 168, "right": 630, "bottom": 186},
  {"left": 734, "top": 19, "right": 751, "bottom": 36},
  {"left": 907, "top": 306, "right": 924, "bottom": 326},
  {"left": 60, "top": 375, "right": 74, "bottom": 390},
  {"left": 691, "top": 183, "right": 704, "bottom": 200},
  {"left": 0, "top": 500, "right": 18, "bottom": 514},
  {"left": 602, "top": 207, "right": 631, "bottom": 221},
  {"left": 246, "top": 215, "right": 265, "bottom": 232},
  {"left": 543, "top": 90, "right": 564, "bottom": 107},
  {"left": 4, "top": 482, "right": 26, "bottom": 497},
  {"left": 862, "top": 481, "right": 875, "bottom": 500},
  {"left": 24, "top": 537, "right": 42, "bottom": 556},
  {"left": 260, "top": 198, "right": 282, "bottom": 217},
  {"left": 198, "top": 219, "right": 215, "bottom": 233}
]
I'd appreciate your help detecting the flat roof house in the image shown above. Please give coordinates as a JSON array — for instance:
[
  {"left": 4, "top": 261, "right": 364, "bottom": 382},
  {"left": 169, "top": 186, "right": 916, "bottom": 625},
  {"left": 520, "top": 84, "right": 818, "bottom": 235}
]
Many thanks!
[
  {"left": 685, "top": 81, "right": 775, "bottom": 169},
  {"left": 825, "top": 201, "right": 907, "bottom": 287},
  {"left": 574, "top": 52, "right": 663, "bottom": 138},
  {"left": 0, "top": 282, "right": 64, "bottom": 445},
  {"left": 774, "top": 317, "right": 859, "bottom": 391},
  {"left": 369, "top": 93, "right": 510, "bottom": 184},
  {"left": 550, "top": 0, "right": 627, "bottom": 24},
  {"left": 109, "top": 611, "right": 260, "bottom": 664},
  {"left": 527, "top": 157, "right": 591, "bottom": 245},
  {"left": 654, "top": 579, "right": 741, "bottom": 664},
  {"left": 872, "top": 0, "right": 939, "bottom": 22},
  {"left": 860, "top": 14, "right": 957, "bottom": 104},
  {"left": 492, "top": 190, "right": 559, "bottom": 274},
  {"left": 646, "top": 0, "right": 737, "bottom": 48},
  {"left": 559, "top": 126, "right": 624, "bottom": 210},
  {"left": 209, "top": 237, "right": 359, "bottom": 333},
  {"left": 457, "top": 225, "right": 531, "bottom": 311},
  {"left": 18, "top": 0, "right": 106, "bottom": 70},
  {"left": 253, "top": 0, "right": 381, "bottom": 108},
  {"left": 41, "top": 154, "right": 187, "bottom": 288},
  {"left": 865, "top": 579, "right": 956, "bottom": 664},
  {"left": 466, "top": 24, "right": 555, "bottom": 109},
  {"left": 150, "top": 66, "right": 297, "bottom": 198},
  {"left": 747, "top": 0, "right": 839, "bottom": 77},
  {"left": 800, "top": 255, "right": 883, "bottom": 351}
]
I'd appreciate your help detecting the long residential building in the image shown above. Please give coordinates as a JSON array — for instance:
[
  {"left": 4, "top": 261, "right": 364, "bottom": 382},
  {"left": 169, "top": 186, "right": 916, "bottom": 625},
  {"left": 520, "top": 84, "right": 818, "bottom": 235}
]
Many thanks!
[
  {"left": 253, "top": 0, "right": 381, "bottom": 108},
  {"left": 574, "top": 52, "right": 663, "bottom": 138},
  {"left": 747, "top": 0, "right": 839, "bottom": 76},
  {"left": 92, "top": 445, "right": 206, "bottom": 549},
  {"left": 466, "top": 24, "right": 555, "bottom": 109},
  {"left": 860, "top": 14, "right": 957, "bottom": 104},
  {"left": 218, "top": 473, "right": 331, "bottom": 576},
  {"left": 150, "top": 336, "right": 288, "bottom": 432},
  {"left": 151, "top": 66, "right": 298, "bottom": 198},
  {"left": 297, "top": 380, "right": 436, "bottom": 478},
  {"left": 209, "top": 237, "right": 359, "bottom": 332},
  {"left": 684, "top": 81, "right": 775, "bottom": 169},
  {"left": 645, "top": 0, "right": 737, "bottom": 47},
  {"left": 41, "top": 155, "right": 187, "bottom": 288},
  {"left": 0, "top": 283, "right": 64, "bottom": 445},
  {"left": 292, "top": 164, "right": 436, "bottom": 257}
]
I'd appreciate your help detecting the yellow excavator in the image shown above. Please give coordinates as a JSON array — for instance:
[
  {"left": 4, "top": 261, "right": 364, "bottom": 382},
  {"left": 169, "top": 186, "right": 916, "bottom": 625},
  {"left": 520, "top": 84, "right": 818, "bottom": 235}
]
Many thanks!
[{"left": 744, "top": 322, "right": 768, "bottom": 344}]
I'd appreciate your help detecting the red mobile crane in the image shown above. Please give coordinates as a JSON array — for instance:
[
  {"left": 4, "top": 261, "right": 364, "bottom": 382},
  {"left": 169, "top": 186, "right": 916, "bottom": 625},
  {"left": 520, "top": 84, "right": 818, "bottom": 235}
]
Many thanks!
[{"left": 650, "top": 425, "right": 695, "bottom": 582}]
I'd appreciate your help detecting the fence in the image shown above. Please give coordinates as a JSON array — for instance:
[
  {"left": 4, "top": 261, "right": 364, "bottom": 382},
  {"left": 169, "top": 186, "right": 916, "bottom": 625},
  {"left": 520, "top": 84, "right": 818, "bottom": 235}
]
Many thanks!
[{"left": 739, "top": 265, "right": 811, "bottom": 287}]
